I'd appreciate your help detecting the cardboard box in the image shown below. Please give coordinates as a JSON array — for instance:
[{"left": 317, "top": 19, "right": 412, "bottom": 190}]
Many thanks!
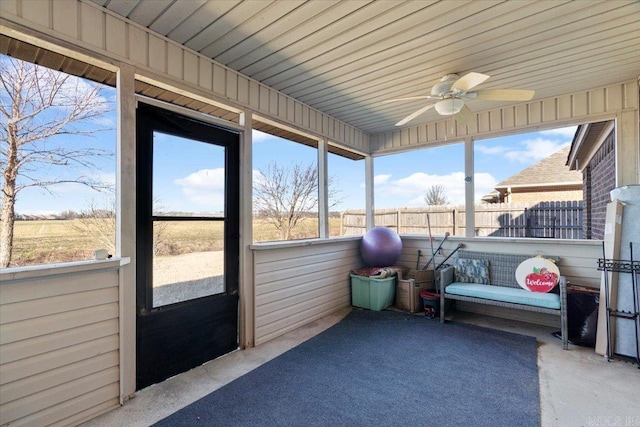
[
  {"left": 395, "top": 269, "right": 435, "bottom": 313},
  {"left": 350, "top": 274, "right": 396, "bottom": 311},
  {"left": 398, "top": 268, "right": 435, "bottom": 284}
]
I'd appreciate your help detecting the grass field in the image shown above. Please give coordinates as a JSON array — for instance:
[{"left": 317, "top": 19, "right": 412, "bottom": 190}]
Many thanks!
[{"left": 7, "top": 218, "right": 343, "bottom": 267}]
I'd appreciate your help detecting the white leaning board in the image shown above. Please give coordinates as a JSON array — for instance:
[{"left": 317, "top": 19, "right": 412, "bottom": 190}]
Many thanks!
[
  {"left": 595, "top": 200, "right": 624, "bottom": 356},
  {"left": 610, "top": 185, "right": 640, "bottom": 358}
]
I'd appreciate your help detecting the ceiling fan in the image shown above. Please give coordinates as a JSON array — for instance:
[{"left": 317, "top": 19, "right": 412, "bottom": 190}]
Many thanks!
[{"left": 385, "top": 72, "right": 535, "bottom": 127}]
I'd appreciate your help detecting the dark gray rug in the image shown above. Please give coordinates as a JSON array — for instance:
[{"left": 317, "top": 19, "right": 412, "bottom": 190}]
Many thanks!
[{"left": 154, "top": 310, "right": 540, "bottom": 427}]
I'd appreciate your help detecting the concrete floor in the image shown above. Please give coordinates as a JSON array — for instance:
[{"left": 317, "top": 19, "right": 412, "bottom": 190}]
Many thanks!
[{"left": 83, "top": 308, "right": 639, "bottom": 427}]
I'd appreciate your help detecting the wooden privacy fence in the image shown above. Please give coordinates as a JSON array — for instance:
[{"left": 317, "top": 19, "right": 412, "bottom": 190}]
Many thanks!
[{"left": 341, "top": 201, "right": 584, "bottom": 239}]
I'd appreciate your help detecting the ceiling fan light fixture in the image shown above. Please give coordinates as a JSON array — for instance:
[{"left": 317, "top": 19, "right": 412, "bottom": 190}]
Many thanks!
[{"left": 435, "top": 98, "right": 464, "bottom": 115}]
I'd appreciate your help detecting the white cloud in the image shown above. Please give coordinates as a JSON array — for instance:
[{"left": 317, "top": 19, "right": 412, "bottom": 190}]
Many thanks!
[
  {"left": 251, "top": 130, "right": 272, "bottom": 143},
  {"left": 473, "top": 172, "right": 499, "bottom": 201},
  {"left": 475, "top": 145, "right": 506, "bottom": 155},
  {"left": 374, "top": 174, "right": 392, "bottom": 185},
  {"left": 42, "top": 181, "right": 104, "bottom": 195},
  {"left": 372, "top": 170, "right": 499, "bottom": 207},
  {"left": 175, "top": 169, "right": 225, "bottom": 189},
  {"left": 174, "top": 168, "right": 225, "bottom": 208},
  {"left": 503, "top": 138, "right": 569, "bottom": 163},
  {"left": 90, "top": 114, "right": 116, "bottom": 128},
  {"left": 476, "top": 138, "right": 569, "bottom": 165},
  {"left": 252, "top": 169, "right": 267, "bottom": 186},
  {"left": 476, "top": 126, "right": 576, "bottom": 166},
  {"left": 93, "top": 171, "right": 116, "bottom": 187}
]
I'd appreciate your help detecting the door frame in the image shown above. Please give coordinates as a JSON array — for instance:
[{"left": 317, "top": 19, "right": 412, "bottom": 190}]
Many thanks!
[{"left": 135, "top": 101, "right": 241, "bottom": 390}]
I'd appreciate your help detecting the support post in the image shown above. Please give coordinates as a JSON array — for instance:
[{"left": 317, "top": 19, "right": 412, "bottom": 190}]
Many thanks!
[
  {"left": 239, "top": 110, "right": 255, "bottom": 349},
  {"left": 116, "top": 63, "right": 136, "bottom": 403}
]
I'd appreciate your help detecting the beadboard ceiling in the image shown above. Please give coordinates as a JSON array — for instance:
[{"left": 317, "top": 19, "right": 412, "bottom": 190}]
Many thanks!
[{"left": 90, "top": 0, "right": 639, "bottom": 134}]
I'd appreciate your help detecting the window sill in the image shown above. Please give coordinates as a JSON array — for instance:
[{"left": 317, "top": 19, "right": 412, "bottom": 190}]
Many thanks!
[
  {"left": 0, "top": 257, "right": 131, "bottom": 283},
  {"left": 250, "top": 235, "right": 361, "bottom": 251}
]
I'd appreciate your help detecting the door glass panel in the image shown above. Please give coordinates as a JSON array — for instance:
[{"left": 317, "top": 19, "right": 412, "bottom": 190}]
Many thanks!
[
  {"left": 151, "top": 131, "right": 227, "bottom": 307},
  {"left": 152, "top": 220, "right": 225, "bottom": 307},
  {"left": 153, "top": 131, "right": 226, "bottom": 218}
]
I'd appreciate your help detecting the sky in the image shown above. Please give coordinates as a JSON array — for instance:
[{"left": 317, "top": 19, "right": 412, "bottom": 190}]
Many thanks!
[
  {"left": 3, "top": 61, "right": 577, "bottom": 215},
  {"left": 371, "top": 126, "right": 577, "bottom": 209},
  {"left": 13, "top": 124, "right": 577, "bottom": 216}
]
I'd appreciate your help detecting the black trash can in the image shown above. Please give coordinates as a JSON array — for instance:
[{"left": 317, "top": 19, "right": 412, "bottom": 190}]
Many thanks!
[
  {"left": 554, "top": 285, "right": 599, "bottom": 347},
  {"left": 567, "top": 286, "right": 599, "bottom": 347}
]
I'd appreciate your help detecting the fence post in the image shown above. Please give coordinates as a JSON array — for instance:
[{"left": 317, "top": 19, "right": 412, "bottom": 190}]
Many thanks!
[{"left": 452, "top": 208, "right": 456, "bottom": 236}]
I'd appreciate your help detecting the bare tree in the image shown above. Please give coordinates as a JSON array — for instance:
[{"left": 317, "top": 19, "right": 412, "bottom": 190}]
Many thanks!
[
  {"left": 71, "top": 195, "right": 117, "bottom": 255},
  {"left": 424, "top": 184, "right": 449, "bottom": 206},
  {"left": 254, "top": 162, "right": 341, "bottom": 240},
  {"left": 73, "top": 195, "right": 168, "bottom": 256},
  {"left": 0, "top": 56, "right": 113, "bottom": 267}
]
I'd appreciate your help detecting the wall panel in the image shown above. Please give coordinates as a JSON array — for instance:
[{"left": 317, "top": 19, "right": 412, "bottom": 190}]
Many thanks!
[
  {"left": 0, "top": 263, "right": 123, "bottom": 427},
  {"left": 79, "top": 1, "right": 103, "bottom": 49},
  {"left": 128, "top": 25, "right": 147, "bottom": 64},
  {"left": 35, "top": 384, "right": 118, "bottom": 427},
  {"left": 21, "top": 0, "right": 50, "bottom": 28},
  {"left": 52, "top": 0, "right": 78, "bottom": 39},
  {"left": 105, "top": 14, "right": 126, "bottom": 57},
  {"left": 0, "top": 0, "right": 18, "bottom": 16},
  {"left": 147, "top": 34, "right": 166, "bottom": 73},
  {"left": 0, "top": 320, "right": 118, "bottom": 365},
  {"left": 198, "top": 57, "right": 212, "bottom": 90},
  {"left": 166, "top": 42, "right": 182, "bottom": 79},
  {"left": 253, "top": 239, "right": 360, "bottom": 345},
  {"left": 558, "top": 95, "right": 572, "bottom": 119}
]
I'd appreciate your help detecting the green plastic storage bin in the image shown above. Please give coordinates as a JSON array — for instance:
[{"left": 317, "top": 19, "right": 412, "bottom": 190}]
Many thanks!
[{"left": 350, "top": 274, "right": 396, "bottom": 311}]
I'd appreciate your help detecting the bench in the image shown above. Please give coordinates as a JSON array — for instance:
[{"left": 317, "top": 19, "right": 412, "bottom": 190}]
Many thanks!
[{"left": 438, "top": 250, "right": 568, "bottom": 349}]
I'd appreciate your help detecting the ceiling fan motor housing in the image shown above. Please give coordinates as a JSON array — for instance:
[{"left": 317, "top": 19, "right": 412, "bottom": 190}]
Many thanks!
[{"left": 431, "top": 73, "right": 461, "bottom": 96}]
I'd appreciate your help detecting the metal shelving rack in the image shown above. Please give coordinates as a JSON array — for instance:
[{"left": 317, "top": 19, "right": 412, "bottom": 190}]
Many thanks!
[{"left": 597, "top": 242, "right": 640, "bottom": 367}]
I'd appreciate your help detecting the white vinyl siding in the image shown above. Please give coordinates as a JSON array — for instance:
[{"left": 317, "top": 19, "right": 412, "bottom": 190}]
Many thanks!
[
  {"left": 0, "top": 260, "right": 126, "bottom": 427},
  {"left": 253, "top": 239, "right": 360, "bottom": 345}
]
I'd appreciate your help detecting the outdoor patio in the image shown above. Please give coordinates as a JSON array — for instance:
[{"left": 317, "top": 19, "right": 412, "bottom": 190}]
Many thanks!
[
  {"left": 81, "top": 307, "right": 639, "bottom": 427},
  {"left": 1, "top": 1, "right": 638, "bottom": 426}
]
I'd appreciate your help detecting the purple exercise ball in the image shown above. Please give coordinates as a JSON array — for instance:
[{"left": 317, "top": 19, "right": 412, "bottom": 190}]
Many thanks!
[{"left": 360, "top": 227, "right": 403, "bottom": 267}]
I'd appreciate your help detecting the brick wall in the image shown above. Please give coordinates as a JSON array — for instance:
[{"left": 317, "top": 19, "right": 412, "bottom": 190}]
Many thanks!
[
  {"left": 509, "top": 189, "right": 582, "bottom": 204},
  {"left": 584, "top": 132, "right": 616, "bottom": 240}
]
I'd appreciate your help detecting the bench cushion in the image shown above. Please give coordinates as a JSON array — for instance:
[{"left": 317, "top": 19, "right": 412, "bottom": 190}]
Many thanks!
[{"left": 445, "top": 282, "right": 561, "bottom": 310}]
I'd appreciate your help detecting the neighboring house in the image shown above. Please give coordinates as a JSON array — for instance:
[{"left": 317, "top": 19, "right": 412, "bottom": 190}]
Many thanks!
[
  {"left": 567, "top": 121, "right": 616, "bottom": 240},
  {"left": 482, "top": 146, "right": 583, "bottom": 204}
]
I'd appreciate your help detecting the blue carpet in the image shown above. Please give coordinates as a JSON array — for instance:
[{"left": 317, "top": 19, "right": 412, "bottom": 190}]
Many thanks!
[{"left": 154, "top": 310, "right": 540, "bottom": 427}]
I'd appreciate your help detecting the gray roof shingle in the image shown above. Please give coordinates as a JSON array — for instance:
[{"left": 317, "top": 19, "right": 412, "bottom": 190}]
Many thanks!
[{"left": 496, "top": 146, "right": 582, "bottom": 188}]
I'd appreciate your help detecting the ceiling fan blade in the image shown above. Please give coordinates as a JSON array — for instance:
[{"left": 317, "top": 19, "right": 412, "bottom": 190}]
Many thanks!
[
  {"left": 474, "top": 89, "right": 535, "bottom": 101},
  {"left": 451, "top": 72, "right": 490, "bottom": 92},
  {"left": 395, "top": 104, "right": 435, "bottom": 126},
  {"left": 383, "top": 95, "right": 435, "bottom": 103},
  {"left": 454, "top": 104, "right": 475, "bottom": 127}
]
